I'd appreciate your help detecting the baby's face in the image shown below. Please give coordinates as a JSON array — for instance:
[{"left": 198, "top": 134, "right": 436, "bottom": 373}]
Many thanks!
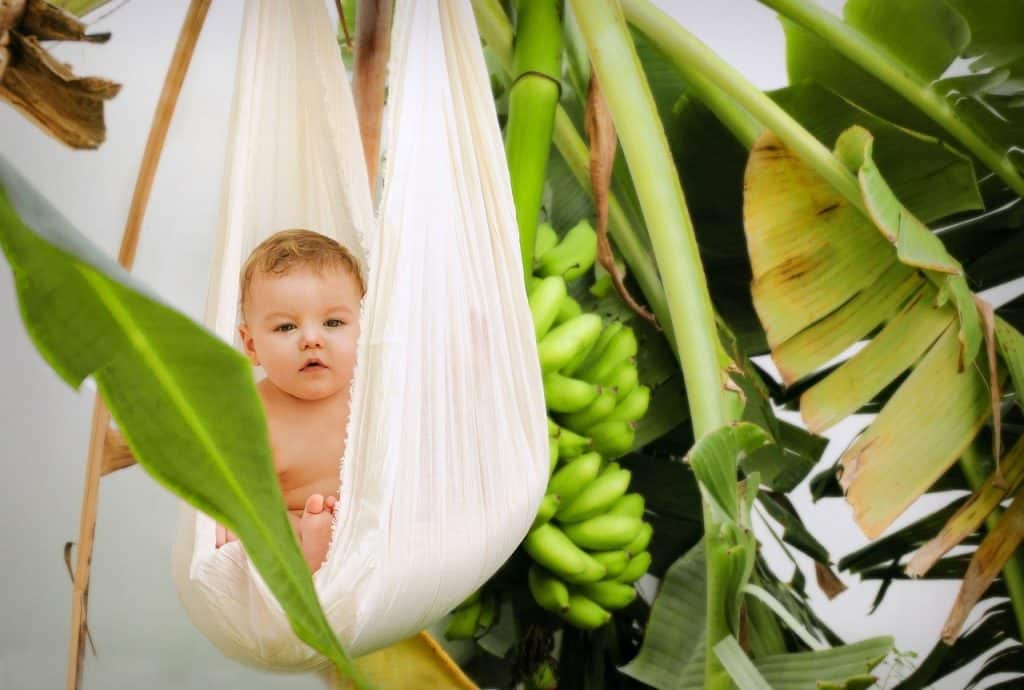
[{"left": 238, "top": 265, "right": 361, "bottom": 402}]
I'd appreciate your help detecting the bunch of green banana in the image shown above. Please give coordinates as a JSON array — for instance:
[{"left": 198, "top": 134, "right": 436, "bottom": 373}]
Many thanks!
[
  {"left": 520, "top": 220, "right": 655, "bottom": 630},
  {"left": 444, "top": 587, "right": 500, "bottom": 641},
  {"left": 524, "top": 452, "right": 653, "bottom": 628}
]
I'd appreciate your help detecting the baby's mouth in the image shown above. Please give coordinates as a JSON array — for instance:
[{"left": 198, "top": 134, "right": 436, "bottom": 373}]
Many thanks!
[{"left": 301, "top": 358, "right": 328, "bottom": 372}]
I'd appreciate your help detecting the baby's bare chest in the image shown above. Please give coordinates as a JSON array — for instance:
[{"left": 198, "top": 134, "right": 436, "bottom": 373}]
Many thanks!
[{"left": 269, "top": 420, "right": 346, "bottom": 511}]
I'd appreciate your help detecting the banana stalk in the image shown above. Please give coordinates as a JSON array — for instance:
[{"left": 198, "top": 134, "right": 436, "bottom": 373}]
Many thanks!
[
  {"left": 619, "top": 0, "right": 865, "bottom": 215},
  {"left": 566, "top": 4, "right": 743, "bottom": 689},
  {"left": 470, "top": 0, "right": 674, "bottom": 351},
  {"left": 504, "top": 0, "right": 563, "bottom": 277}
]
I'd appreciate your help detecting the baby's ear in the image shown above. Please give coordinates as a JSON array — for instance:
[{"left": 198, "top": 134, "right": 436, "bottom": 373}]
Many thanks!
[{"left": 238, "top": 324, "right": 260, "bottom": 366}]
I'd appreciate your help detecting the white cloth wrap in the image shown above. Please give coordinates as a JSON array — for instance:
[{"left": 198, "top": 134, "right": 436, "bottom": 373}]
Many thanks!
[{"left": 171, "top": 0, "right": 548, "bottom": 671}]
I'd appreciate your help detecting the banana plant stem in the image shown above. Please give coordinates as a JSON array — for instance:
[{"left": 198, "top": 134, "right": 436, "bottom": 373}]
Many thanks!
[
  {"left": 619, "top": 0, "right": 865, "bottom": 215},
  {"left": 960, "top": 441, "right": 1024, "bottom": 644},
  {"left": 470, "top": 0, "right": 674, "bottom": 347},
  {"left": 568, "top": 4, "right": 740, "bottom": 688},
  {"left": 504, "top": 0, "right": 563, "bottom": 278},
  {"left": 756, "top": 0, "right": 1024, "bottom": 199},
  {"left": 568, "top": 0, "right": 730, "bottom": 437}
]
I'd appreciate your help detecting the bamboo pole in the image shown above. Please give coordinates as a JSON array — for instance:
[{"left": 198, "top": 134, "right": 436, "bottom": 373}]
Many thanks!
[{"left": 66, "top": 2, "right": 210, "bottom": 687}]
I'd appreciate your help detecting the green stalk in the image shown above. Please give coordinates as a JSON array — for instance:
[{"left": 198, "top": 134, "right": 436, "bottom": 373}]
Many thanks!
[
  {"left": 960, "top": 442, "right": 1024, "bottom": 644},
  {"left": 757, "top": 0, "right": 1024, "bottom": 199},
  {"left": 471, "top": 0, "right": 674, "bottom": 345},
  {"left": 567, "top": 0, "right": 730, "bottom": 437},
  {"left": 567, "top": 4, "right": 740, "bottom": 688},
  {"left": 620, "top": 0, "right": 865, "bottom": 215},
  {"left": 504, "top": 0, "right": 563, "bottom": 277}
]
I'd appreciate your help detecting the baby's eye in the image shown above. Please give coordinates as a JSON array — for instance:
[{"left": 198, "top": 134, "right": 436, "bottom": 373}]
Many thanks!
[
  {"left": 274, "top": 323, "right": 296, "bottom": 333},
  {"left": 325, "top": 319, "right": 345, "bottom": 328}
]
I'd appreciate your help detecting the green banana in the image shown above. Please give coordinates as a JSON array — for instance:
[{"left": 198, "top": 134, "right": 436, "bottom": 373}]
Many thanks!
[
  {"left": 601, "top": 385, "right": 650, "bottom": 425},
  {"left": 608, "top": 493, "right": 645, "bottom": 519},
  {"left": 599, "top": 461, "right": 621, "bottom": 477},
  {"left": 543, "top": 372, "right": 602, "bottom": 413},
  {"left": 577, "top": 326, "right": 637, "bottom": 383},
  {"left": 558, "top": 591, "right": 611, "bottom": 630},
  {"left": 528, "top": 564, "right": 570, "bottom": 612},
  {"left": 589, "top": 420, "right": 636, "bottom": 458},
  {"left": 555, "top": 468, "right": 632, "bottom": 523},
  {"left": 590, "top": 549, "right": 631, "bottom": 578},
  {"left": 523, "top": 523, "right": 590, "bottom": 579},
  {"left": 548, "top": 436, "right": 559, "bottom": 473},
  {"left": 578, "top": 580, "right": 637, "bottom": 611},
  {"left": 561, "top": 514, "right": 643, "bottom": 550},
  {"left": 548, "top": 452, "right": 602, "bottom": 503},
  {"left": 548, "top": 417, "right": 559, "bottom": 437},
  {"left": 625, "top": 520, "right": 654, "bottom": 555},
  {"left": 537, "top": 313, "right": 603, "bottom": 373},
  {"left": 534, "top": 221, "right": 559, "bottom": 261},
  {"left": 555, "top": 293, "right": 583, "bottom": 325},
  {"left": 445, "top": 599, "right": 482, "bottom": 640},
  {"left": 605, "top": 361, "right": 640, "bottom": 402},
  {"left": 561, "top": 551, "right": 608, "bottom": 584},
  {"left": 559, "top": 386, "right": 618, "bottom": 432},
  {"left": 556, "top": 426, "right": 592, "bottom": 459},
  {"left": 615, "top": 550, "right": 652, "bottom": 584},
  {"left": 532, "top": 493, "right": 560, "bottom": 529},
  {"left": 568, "top": 321, "right": 622, "bottom": 377},
  {"left": 537, "top": 219, "right": 597, "bottom": 281},
  {"left": 528, "top": 276, "right": 568, "bottom": 340}
]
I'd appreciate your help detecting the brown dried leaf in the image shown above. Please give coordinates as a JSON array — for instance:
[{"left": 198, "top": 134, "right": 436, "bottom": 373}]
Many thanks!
[
  {"left": 942, "top": 491, "right": 1024, "bottom": 643},
  {"left": 907, "top": 436, "right": 1024, "bottom": 577},
  {"left": 585, "top": 67, "right": 656, "bottom": 327},
  {"left": 814, "top": 561, "right": 848, "bottom": 599}
]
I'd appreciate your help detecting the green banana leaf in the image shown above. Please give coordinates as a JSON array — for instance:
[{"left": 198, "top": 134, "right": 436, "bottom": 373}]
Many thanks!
[
  {"left": 622, "top": 540, "right": 892, "bottom": 690},
  {"left": 0, "top": 159, "right": 367, "bottom": 688},
  {"left": 778, "top": 0, "right": 1024, "bottom": 202}
]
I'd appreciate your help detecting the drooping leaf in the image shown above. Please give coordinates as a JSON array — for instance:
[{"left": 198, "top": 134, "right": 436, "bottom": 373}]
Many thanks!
[
  {"left": 744, "top": 126, "right": 1007, "bottom": 540},
  {"left": 619, "top": 541, "right": 708, "bottom": 690},
  {"left": 0, "top": 160, "right": 364, "bottom": 685}
]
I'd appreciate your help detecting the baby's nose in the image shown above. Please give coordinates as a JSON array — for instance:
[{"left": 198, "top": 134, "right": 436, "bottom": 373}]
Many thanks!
[{"left": 299, "top": 327, "right": 324, "bottom": 349}]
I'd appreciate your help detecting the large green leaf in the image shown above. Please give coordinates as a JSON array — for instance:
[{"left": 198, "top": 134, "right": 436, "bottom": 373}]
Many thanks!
[
  {"left": 779, "top": 0, "right": 1024, "bottom": 200},
  {"left": 0, "top": 160, "right": 366, "bottom": 686}
]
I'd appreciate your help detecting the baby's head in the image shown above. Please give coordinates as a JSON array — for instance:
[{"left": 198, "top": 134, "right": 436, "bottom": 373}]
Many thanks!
[{"left": 238, "top": 229, "right": 364, "bottom": 401}]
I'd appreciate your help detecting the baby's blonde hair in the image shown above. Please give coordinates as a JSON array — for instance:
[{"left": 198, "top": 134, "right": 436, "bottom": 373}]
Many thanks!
[{"left": 239, "top": 229, "right": 365, "bottom": 316}]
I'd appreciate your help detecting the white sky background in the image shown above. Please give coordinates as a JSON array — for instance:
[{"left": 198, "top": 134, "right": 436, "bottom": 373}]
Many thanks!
[{"left": 0, "top": 1, "right": 1019, "bottom": 688}]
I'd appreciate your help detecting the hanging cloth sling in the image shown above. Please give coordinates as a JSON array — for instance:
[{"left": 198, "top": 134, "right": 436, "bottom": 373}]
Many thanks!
[{"left": 171, "top": 0, "right": 548, "bottom": 671}]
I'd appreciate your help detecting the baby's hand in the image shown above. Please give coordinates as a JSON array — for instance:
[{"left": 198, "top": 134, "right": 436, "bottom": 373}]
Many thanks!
[{"left": 215, "top": 522, "right": 238, "bottom": 548}]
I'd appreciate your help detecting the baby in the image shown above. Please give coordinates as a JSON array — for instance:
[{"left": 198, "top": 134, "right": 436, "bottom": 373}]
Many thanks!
[{"left": 214, "top": 229, "right": 364, "bottom": 573}]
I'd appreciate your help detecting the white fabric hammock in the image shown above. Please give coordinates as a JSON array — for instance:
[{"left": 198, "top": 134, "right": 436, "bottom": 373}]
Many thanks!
[{"left": 171, "top": 0, "right": 548, "bottom": 671}]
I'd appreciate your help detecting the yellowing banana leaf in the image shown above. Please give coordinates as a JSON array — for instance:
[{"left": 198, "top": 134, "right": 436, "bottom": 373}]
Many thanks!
[
  {"left": 329, "top": 632, "right": 477, "bottom": 690},
  {"left": 745, "top": 125, "right": 1012, "bottom": 539},
  {"left": 0, "top": 160, "right": 366, "bottom": 687}
]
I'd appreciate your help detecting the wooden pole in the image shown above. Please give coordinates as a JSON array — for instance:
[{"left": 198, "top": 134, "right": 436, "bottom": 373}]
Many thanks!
[
  {"left": 66, "top": 1, "right": 211, "bottom": 687},
  {"left": 353, "top": 0, "right": 392, "bottom": 197}
]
